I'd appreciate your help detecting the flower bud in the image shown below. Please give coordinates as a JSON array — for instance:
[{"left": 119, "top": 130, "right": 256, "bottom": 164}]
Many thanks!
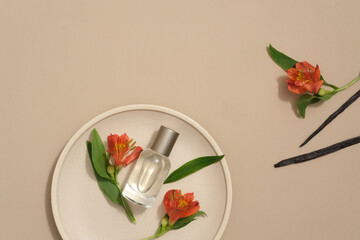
[
  {"left": 317, "top": 88, "right": 330, "bottom": 96},
  {"left": 161, "top": 216, "right": 169, "bottom": 230},
  {"left": 107, "top": 165, "right": 115, "bottom": 175}
]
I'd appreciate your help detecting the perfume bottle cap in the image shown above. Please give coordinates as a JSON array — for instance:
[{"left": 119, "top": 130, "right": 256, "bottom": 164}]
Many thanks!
[{"left": 151, "top": 126, "right": 179, "bottom": 157}]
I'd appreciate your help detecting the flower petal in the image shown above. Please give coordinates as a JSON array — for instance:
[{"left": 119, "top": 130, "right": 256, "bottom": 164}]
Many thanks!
[
  {"left": 296, "top": 61, "right": 315, "bottom": 71},
  {"left": 288, "top": 84, "right": 307, "bottom": 94},
  {"left": 286, "top": 68, "right": 299, "bottom": 80},
  {"left": 107, "top": 134, "right": 118, "bottom": 153},
  {"left": 183, "top": 193, "right": 194, "bottom": 203},
  {"left": 164, "top": 190, "right": 180, "bottom": 211},
  {"left": 305, "top": 80, "right": 324, "bottom": 93},
  {"left": 119, "top": 133, "right": 130, "bottom": 144},
  {"left": 178, "top": 201, "right": 200, "bottom": 219},
  {"left": 107, "top": 134, "right": 120, "bottom": 163},
  {"left": 313, "top": 65, "right": 321, "bottom": 82},
  {"left": 167, "top": 210, "right": 182, "bottom": 226},
  {"left": 122, "top": 146, "right": 143, "bottom": 166}
]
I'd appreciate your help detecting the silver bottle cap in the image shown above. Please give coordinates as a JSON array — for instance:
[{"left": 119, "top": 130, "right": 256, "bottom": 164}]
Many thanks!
[{"left": 151, "top": 126, "right": 179, "bottom": 157}]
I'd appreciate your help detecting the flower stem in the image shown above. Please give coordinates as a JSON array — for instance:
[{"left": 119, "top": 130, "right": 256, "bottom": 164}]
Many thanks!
[
  {"left": 113, "top": 181, "right": 136, "bottom": 223},
  {"left": 323, "top": 81, "right": 339, "bottom": 89},
  {"left": 320, "top": 75, "right": 360, "bottom": 98},
  {"left": 336, "top": 75, "right": 360, "bottom": 92},
  {"left": 116, "top": 182, "right": 136, "bottom": 223},
  {"left": 110, "top": 172, "right": 136, "bottom": 223},
  {"left": 141, "top": 229, "right": 170, "bottom": 240}
]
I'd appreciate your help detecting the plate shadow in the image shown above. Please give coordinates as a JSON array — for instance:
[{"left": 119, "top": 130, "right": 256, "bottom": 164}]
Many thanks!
[{"left": 45, "top": 151, "right": 64, "bottom": 240}]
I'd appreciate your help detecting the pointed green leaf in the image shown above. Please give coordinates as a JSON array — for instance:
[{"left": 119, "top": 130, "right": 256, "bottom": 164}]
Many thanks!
[
  {"left": 164, "top": 155, "right": 224, "bottom": 184},
  {"left": 297, "top": 94, "right": 321, "bottom": 118},
  {"left": 91, "top": 129, "right": 111, "bottom": 180},
  {"left": 171, "top": 211, "right": 207, "bottom": 230},
  {"left": 268, "top": 44, "right": 329, "bottom": 83},
  {"left": 96, "top": 177, "right": 124, "bottom": 206},
  {"left": 87, "top": 141, "right": 124, "bottom": 206},
  {"left": 297, "top": 91, "right": 338, "bottom": 118},
  {"left": 268, "top": 44, "right": 297, "bottom": 71}
]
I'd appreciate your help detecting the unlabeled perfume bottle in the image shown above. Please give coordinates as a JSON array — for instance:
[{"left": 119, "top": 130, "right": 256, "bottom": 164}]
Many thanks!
[{"left": 122, "top": 126, "right": 179, "bottom": 208}]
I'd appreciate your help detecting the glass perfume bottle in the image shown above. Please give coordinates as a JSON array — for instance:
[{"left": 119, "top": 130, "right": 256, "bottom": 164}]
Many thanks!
[{"left": 122, "top": 126, "right": 179, "bottom": 208}]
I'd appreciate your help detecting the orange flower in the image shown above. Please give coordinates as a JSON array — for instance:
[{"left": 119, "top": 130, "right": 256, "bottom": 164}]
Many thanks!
[
  {"left": 286, "top": 61, "right": 323, "bottom": 94},
  {"left": 163, "top": 189, "right": 200, "bottom": 226},
  {"left": 107, "top": 133, "right": 143, "bottom": 167}
]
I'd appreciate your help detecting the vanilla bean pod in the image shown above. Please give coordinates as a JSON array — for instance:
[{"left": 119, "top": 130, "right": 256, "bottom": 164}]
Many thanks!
[
  {"left": 275, "top": 136, "right": 360, "bottom": 168},
  {"left": 300, "top": 89, "right": 360, "bottom": 147}
]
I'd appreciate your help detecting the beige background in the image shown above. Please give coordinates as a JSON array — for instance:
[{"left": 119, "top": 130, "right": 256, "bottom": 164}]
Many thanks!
[{"left": 1, "top": 0, "right": 360, "bottom": 239}]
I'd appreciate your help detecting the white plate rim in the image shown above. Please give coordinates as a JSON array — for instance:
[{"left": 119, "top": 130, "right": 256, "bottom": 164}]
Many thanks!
[{"left": 51, "top": 104, "right": 232, "bottom": 240}]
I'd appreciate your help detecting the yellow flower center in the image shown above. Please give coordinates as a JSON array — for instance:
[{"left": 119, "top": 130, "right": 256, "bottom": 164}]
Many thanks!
[
  {"left": 296, "top": 71, "right": 307, "bottom": 81},
  {"left": 178, "top": 200, "right": 188, "bottom": 209},
  {"left": 116, "top": 143, "right": 126, "bottom": 151}
]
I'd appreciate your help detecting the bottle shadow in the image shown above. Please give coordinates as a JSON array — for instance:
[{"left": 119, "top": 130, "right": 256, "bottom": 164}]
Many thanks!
[{"left": 157, "top": 201, "right": 166, "bottom": 219}]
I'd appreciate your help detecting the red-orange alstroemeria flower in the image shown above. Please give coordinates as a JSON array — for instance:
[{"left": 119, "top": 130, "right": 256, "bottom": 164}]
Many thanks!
[
  {"left": 107, "top": 133, "right": 143, "bottom": 167},
  {"left": 286, "top": 61, "right": 324, "bottom": 94},
  {"left": 163, "top": 189, "right": 200, "bottom": 226}
]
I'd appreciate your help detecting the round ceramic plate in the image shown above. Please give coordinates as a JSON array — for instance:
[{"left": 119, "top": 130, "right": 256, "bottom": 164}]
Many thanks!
[{"left": 51, "top": 104, "right": 232, "bottom": 240}]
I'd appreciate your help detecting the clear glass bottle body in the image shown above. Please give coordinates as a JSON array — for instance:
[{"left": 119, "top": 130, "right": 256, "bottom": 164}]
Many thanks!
[{"left": 122, "top": 149, "right": 171, "bottom": 208}]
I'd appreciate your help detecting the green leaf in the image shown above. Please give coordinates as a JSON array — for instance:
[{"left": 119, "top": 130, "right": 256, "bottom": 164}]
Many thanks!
[
  {"left": 87, "top": 141, "right": 124, "bottom": 206},
  {"left": 142, "top": 212, "right": 206, "bottom": 239},
  {"left": 297, "top": 92, "right": 338, "bottom": 118},
  {"left": 268, "top": 44, "right": 298, "bottom": 71},
  {"left": 164, "top": 155, "right": 224, "bottom": 184},
  {"left": 269, "top": 44, "right": 331, "bottom": 85},
  {"left": 297, "top": 94, "right": 320, "bottom": 118},
  {"left": 96, "top": 177, "right": 124, "bottom": 206},
  {"left": 91, "top": 129, "right": 111, "bottom": 180},
  {"left": 172, "top": 211, "right": 207, "bottom": 230}
]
